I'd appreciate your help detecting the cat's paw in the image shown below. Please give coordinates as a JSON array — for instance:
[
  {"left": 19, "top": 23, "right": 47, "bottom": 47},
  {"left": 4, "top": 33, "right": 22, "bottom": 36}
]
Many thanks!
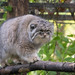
[
  {"left": 25, "top": 56, "right": 40, "bottom": 64},
  {"left": 31, "top": 56, "right": 40, "bottom": 63}
]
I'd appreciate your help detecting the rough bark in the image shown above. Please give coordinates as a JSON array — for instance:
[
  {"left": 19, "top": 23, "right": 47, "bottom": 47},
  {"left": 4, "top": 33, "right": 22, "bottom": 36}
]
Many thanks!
[
  {"left": 7, "top": 0, "right": 29, "bottom": 19},
  {"left": 0, "top": 61, "right": 75, "bottom": 75}
]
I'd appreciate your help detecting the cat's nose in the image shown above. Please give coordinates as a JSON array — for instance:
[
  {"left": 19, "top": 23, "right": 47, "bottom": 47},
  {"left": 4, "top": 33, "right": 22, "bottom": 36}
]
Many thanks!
[{"left": 43, "top": 33, "right": 46, "bottom": 37}]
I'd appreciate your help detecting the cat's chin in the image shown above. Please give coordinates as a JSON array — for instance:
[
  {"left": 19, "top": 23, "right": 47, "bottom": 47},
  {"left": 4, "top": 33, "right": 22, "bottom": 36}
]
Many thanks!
[{"left": 32, "top": 38, "right": 49, "bottom": 45}]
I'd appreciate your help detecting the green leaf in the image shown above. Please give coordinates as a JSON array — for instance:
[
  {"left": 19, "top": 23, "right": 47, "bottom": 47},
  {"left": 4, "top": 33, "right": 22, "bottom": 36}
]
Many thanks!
[
  {"left": 64, "top": 57, "right": 75, "bottom": 62},
  {"left": 3, "top": 13, "right": 7, "bottom": 20},
  {"left": 58, "top": 41, "right": 65, "bottom": 49},
  {"left": 67, "top": 34, "right": 74, "bottom": 37},
  {"left": 56, "top": 50, "right": 62, "bottom": 61},
  {"left": 53, "top": 36, "right": 60, "bottom": 41},
  {"left": 67, "top": 41, "right": 75, "bottom": 55},
  {"left": 67, "top": 47, "right": 75, "bottom": 55},
  {"left": 5, "top": 6, "right": 12, "bottom": 12},
  {"left": 63, "top": 37, "right": 69, "bottom": 43}
]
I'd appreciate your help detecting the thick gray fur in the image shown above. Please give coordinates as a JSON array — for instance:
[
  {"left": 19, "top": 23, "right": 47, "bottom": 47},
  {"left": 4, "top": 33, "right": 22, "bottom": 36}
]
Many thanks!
[{"left": 0, "top": 14, "right": 54, "bottom": 65}]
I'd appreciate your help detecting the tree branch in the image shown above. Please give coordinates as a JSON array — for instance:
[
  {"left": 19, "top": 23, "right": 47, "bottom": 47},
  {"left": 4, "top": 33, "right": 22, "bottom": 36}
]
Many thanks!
[{"left": 0, "top": 61, "right": 75, "bottom": 74}]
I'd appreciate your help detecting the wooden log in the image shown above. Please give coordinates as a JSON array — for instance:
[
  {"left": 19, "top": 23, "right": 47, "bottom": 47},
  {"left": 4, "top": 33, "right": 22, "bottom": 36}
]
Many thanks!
[{"left": 0, "top": 61, "right": 75, "bottom": 74}]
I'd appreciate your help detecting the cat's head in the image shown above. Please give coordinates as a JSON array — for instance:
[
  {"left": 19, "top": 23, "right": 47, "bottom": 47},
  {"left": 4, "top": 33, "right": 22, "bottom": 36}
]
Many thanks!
[{"left": 27, "top": 19, "right": 54, "bottom": 45}]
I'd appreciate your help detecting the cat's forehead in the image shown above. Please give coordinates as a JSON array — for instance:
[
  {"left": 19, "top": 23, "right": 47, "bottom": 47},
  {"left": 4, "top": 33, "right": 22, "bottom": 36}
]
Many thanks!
[
  {"left": 31, "top": 19, "right": 50, "bottom": 26},
  {"left": 30, "top": 19, "right": 52, "bottom": 30},
  {"left": 32, "top": 19, "right": 47, "bottom": 23}
]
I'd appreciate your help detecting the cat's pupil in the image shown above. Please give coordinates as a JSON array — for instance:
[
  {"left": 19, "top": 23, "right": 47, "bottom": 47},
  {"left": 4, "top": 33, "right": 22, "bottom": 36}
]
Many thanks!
[
  {"left": 46, "top": 31, "right": 50, "bottom": 34},
  {"left": 40, "top": 31, "right": 44, "bottom": 35},
  {"left": 40, "top": 30, "right": 43, "bottom": 32},
  {"left": 30, "top": 24, "right": 36, "bottom": 31}
]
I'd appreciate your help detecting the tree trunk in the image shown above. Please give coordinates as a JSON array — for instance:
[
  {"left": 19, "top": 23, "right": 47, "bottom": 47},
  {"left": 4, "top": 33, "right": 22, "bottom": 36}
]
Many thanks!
[{"left": 7, "top": 0, "right": 29, "bottom": 19}]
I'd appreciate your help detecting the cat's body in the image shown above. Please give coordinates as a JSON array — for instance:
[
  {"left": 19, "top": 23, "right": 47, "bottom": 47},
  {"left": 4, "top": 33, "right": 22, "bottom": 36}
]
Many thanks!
[{"left": 0, "top": 14, "right": 54, "bottom": 65}]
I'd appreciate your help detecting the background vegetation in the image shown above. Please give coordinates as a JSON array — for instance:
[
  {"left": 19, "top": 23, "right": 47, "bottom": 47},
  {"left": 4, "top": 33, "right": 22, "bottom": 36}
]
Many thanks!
[{"left": 0, "top": 0, "right": 75, "bottom": 75}]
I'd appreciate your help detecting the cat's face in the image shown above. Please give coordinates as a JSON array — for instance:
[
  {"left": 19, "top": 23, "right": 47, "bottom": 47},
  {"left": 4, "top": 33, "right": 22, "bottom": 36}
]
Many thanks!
[{"left": 28, "top": 19, "right": 54, "bottom": 45}]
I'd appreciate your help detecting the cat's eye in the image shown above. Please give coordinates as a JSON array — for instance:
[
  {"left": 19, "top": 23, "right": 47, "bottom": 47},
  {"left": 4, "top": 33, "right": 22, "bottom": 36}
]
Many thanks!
[
  {"left": 46, "top": 30, "right": 51, "bottom": 34},
  {"left": 30, "top": 24, "right": 36, "bottom": 30},
  {"left": 46, "top": 31, "right": 50, "bottom": 34},
  {"left": 40, "top": 29, "right": 43, "bottom": 32},
  {"left": 39, "top": 31, "right": 44, "bottom": 35}
]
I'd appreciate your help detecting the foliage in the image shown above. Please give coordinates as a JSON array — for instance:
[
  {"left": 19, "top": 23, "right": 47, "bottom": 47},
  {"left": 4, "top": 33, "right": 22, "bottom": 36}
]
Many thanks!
[
  {"left": 39, "top": 32, "right": 75, "bottom": 63},
  {"left": 0, "top": 0, "right": 12, "bottom": 20},
  {"left": 4, "top": 6, "right": 12, "bottom": 12}
]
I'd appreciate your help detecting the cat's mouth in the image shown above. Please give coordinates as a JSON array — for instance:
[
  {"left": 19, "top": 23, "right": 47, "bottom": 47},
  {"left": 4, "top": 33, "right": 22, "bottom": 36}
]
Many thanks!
[{"left": 31, "top": 31, "right": 50, "bottom": 41}]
